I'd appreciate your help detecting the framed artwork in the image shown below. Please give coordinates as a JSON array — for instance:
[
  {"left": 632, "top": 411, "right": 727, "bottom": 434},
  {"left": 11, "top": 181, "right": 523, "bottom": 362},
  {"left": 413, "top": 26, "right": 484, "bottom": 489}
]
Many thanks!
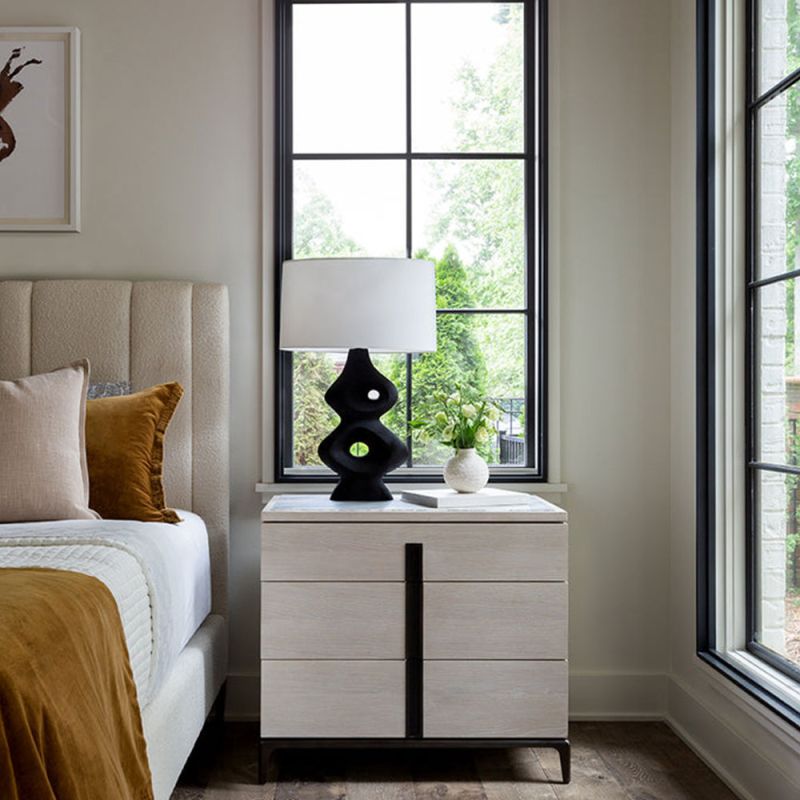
[{"left": 0, "top": 28, "right": 80, "bottom": 231}]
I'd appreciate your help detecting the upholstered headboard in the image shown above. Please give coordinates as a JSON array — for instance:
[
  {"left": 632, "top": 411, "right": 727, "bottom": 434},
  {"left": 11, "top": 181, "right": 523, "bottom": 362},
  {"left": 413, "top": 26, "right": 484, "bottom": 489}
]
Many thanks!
[{"left": 0, "top": 280, "right": 230, "bottom": 618}]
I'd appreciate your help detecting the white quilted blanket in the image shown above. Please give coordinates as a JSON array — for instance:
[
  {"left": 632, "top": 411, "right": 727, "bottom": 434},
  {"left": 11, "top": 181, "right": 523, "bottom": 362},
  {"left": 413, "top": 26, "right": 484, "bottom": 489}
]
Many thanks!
[{"left": 0, "top": 514, "right": 211, "bottom": 706}]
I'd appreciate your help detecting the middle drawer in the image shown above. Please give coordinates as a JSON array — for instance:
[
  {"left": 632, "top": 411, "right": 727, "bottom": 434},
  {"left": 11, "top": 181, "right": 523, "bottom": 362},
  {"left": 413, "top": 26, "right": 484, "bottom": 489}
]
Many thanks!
[
  {"left": 424, "top": 582, "right": 568, "bottom": 660},
  {"left": 261, "top": 582, "right": 405, "bottom": 659}
]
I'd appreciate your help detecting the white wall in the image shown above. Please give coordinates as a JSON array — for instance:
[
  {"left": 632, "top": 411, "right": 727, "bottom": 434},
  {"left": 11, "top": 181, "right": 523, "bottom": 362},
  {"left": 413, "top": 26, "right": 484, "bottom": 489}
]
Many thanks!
[
  {"left": 0, "top": 0, "right": 265, "bottom": 698},
  {"left": 668, "top": 1, "right": 800, "bottom": 798},
  {"left": 0, "top": 0, "right": 674, "bottom": 720},
  {"left": 554, "top": 0, "right": 672, "bottom": 714}
]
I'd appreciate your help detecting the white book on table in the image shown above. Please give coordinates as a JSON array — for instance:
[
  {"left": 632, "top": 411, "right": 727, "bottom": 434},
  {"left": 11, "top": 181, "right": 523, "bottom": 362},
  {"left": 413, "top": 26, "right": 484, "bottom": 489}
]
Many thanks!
[{"left": 400, "top": 487, "right": 531, "bottom": 509}]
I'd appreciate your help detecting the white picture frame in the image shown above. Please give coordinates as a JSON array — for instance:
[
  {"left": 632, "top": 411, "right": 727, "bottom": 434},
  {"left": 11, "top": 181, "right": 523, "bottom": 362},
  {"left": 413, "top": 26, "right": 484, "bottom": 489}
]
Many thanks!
[{"left": 0, "top": 27, "right": 80, "bottom": 232}]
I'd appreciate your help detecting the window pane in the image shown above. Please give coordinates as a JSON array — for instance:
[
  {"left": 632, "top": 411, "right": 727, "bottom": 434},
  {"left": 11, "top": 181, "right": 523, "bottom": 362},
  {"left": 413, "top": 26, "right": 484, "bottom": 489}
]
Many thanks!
[
  {"left": 411, "top": 3, "right": 524, "bottom": 153},
  {"left": 756, "top": 469, "right": 800, "bottom": 668},
  {"left": 293, "top": 161, "right": 406, "bottom": 258},
  {"left": 293, "top": 4, "right": 406, "bottom": 153},
  {"left": 756, "top": 280, "right": 796, "bottom": 466},
  {"left": 410, "top": 313, "right": 526, "bottom": 466},
  {"left": 756, "top": 83, "right": 799, "bottom": 281},
  {"left": 292, "top": 351, "right": 406, "bottom": 469},
  {"left": 413, "top": 159, "right": 525, "bottom": 308},
  {"left": 758, "top": 1, "right": 800, "bottom": 97}
]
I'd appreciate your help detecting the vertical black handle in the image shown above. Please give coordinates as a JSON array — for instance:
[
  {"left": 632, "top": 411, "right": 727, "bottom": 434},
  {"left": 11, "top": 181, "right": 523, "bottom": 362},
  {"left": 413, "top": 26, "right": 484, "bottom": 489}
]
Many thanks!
[{"left": 405, "top": 543, "right": 423, "bottom": 738}]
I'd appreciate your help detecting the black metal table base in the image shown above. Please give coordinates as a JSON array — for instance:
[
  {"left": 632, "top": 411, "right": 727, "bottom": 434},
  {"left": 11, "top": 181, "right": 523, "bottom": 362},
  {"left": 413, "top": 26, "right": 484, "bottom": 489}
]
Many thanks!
[{"left": 258, "top": 737, "right": 571, "bottom": 785}]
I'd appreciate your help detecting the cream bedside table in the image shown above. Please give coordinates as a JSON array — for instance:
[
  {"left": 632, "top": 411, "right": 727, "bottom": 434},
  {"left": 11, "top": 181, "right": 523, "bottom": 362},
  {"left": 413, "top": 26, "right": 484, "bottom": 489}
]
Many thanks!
[{"left": 259, "top": 493, "right": 570, "bottom": 783}]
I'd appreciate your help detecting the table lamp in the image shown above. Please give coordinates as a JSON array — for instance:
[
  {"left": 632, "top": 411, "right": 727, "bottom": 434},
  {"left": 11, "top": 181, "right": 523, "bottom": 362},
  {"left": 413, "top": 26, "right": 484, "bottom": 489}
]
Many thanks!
[{"left": 280, "top": 257, "right": 437, "bottom": 501}]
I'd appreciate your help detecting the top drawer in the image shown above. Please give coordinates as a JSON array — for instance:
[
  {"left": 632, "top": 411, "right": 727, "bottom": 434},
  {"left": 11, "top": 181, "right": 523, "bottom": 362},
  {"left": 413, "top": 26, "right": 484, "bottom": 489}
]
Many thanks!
[
  {"left": 261, "top": 523, "right": 567, "bottom": 582},
  {"left": 423, "top": 524, "right": 566, "bottom": 581}
]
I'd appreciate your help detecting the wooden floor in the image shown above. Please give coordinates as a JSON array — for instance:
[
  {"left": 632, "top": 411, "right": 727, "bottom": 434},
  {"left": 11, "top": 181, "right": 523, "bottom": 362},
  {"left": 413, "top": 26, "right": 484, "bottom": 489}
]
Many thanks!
[{"left": 171, "top": 721, "right": 739, "bottom": 800}]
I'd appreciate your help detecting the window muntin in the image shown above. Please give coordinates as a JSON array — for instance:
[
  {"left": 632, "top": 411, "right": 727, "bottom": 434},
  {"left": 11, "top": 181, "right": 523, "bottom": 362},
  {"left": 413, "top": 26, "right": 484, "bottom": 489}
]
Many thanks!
[
  {"left": 749, "top": 0, "right": 800, "bottom": 678},
  {"left": 276, "top": 0, "right": 546, "bottom": 480}
]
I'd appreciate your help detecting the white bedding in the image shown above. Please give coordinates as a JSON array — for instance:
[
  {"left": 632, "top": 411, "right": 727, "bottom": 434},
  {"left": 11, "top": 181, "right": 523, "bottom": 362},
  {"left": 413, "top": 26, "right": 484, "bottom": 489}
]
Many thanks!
[{"left": 0, "top": 511, "right": 211, "bottom": 706}]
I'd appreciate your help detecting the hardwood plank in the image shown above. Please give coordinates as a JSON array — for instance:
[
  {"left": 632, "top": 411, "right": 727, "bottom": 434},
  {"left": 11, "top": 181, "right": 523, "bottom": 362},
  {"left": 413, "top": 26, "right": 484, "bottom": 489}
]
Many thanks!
[
  {"left": 473, "top": 748, "right": 558, "bottom": 800},
  {"left": 537, "top": 740, "right": 631, "bottom": 800},
  {"left": 345, "top": 750, "right": 416, "bottom": 800},
  {"left": 411, "top": 749, "right": 489, "bottom": 800},
  {"left": 579, "top": 722, "right": 698, "bottom": 800},
  {"left": 645, "top": 724, "right": 739, "bottom": 800},
  {"left": 172, "top": 722, "right": 741, "bottom": 800},
  {"left": 171, "top": 788, "right": 206, "bottom": 800},
  {"left": 273, "top": 751, "right": 347, "bottom": 800},
  {"left": 174, "top": 722, "right": 274, "bottom": 800}
]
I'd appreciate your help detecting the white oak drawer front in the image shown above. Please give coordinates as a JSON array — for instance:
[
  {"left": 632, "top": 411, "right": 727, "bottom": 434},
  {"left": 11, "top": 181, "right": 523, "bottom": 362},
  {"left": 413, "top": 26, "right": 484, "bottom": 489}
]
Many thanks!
[
  {"left": 261, "top": 661, "right": 405, "bottom": 738},
  {"left": 262, "top": 524, "right": 405, "bottom": 581},
  {"left": 261, "top": 522, "right": 566, "bottom": 582},
  {"left": 424, "top": 582, "right": 568, "bottom": 660},
  {"left": 424, "top": 660, "right": 568, "bottom": 738},
  {"left": 423, "top": 524, "right": 567, "bottom": 581},
  {"left": 261, "top": 583, "right": 405, "bottom": 659}
]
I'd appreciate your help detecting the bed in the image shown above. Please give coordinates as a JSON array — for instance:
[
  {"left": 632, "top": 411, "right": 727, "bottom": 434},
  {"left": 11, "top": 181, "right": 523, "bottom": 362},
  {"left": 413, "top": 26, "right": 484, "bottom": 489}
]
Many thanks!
[{"left": 0, "top": 279, "right": 230, "bottom": 800}]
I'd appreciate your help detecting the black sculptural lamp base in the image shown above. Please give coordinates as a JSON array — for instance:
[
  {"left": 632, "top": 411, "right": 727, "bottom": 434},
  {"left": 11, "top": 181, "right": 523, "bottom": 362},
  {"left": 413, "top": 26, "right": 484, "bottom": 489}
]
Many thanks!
[{"left": 318, "top": 348, "right": 408, "bottom": 502}]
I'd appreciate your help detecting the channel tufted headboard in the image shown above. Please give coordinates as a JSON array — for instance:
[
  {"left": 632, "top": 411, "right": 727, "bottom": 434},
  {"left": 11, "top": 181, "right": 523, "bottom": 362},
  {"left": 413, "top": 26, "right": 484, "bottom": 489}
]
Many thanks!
[{"left": 0, "top": 280, "right": 230, "bottom": 618}]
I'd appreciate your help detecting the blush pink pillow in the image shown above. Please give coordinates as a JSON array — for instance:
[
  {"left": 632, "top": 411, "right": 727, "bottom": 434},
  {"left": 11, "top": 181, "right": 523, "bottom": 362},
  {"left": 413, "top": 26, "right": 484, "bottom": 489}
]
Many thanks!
[{"left": 0, "top": 360, "right": 97, "bottom": 522}]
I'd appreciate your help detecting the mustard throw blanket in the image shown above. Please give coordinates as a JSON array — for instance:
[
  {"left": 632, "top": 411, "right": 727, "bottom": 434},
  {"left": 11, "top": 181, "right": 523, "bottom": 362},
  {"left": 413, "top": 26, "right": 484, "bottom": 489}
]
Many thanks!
[{"left": 0, "top": 567, "right": 153, "bottom": 800}]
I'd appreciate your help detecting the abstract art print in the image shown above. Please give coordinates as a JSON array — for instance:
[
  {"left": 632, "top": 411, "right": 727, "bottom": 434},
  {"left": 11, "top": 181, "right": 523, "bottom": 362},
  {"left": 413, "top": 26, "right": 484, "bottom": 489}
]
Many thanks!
[{"left": 0, "top": 28, "right": 80, "bottom": 231}]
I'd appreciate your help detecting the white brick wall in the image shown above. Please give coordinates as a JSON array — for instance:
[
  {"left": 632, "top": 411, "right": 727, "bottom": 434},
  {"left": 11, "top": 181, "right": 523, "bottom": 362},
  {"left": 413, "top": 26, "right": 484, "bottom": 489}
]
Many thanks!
[{"left": 758, "top": 1, "right": 789, "bottom": 654}]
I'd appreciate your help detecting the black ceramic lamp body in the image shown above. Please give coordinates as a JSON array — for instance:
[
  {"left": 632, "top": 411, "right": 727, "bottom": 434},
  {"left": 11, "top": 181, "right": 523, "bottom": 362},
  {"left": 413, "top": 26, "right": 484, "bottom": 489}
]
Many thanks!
[{"left": 318, "top": 348, "right": 407, "bottom": 501}]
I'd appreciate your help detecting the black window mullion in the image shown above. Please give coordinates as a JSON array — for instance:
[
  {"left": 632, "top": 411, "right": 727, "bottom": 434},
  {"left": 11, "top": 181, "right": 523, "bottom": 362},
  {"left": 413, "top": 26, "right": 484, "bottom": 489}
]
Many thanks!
[
  {"left": 277, "top": 0, "right": 295, "bottom": 476},
  {"left": 751, "top": 66, "right": 800, "bottom": 111},
  {"left": 293, "top": 152, "right": 527, "bottom": 159},
  {"left": 745, "top": 0, "right": 800, "bottom": 689},
  {"left": 745, "top": 0, "right": 759, "bottom": 677},
  {"left": 531, "top": 0, "right": 546, "bottom": 473},
  {"left": 749, "top": 266, "right": 800, "bottom": 289},
  {"left": 405, "top": 0, "right": 414, "bottom": 466}
]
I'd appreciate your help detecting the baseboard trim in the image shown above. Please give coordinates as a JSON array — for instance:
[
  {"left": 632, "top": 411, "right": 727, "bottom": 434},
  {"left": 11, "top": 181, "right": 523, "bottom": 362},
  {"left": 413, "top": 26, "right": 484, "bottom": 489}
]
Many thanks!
[
  {"left": 569, "top": 671, "right": 668, "bottom": 719},
  {"left": 667, "top": 674, "right": 800, "bottom": 800},
  {"left": 665, "top": 713, "right": 755, "bottom": 800}
]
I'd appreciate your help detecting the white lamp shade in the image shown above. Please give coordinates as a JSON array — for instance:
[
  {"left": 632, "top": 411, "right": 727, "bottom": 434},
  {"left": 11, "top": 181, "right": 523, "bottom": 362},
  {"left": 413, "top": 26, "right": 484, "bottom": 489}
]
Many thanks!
[{"left": 280, "top": 258, "right": 437, "bottom": 353}]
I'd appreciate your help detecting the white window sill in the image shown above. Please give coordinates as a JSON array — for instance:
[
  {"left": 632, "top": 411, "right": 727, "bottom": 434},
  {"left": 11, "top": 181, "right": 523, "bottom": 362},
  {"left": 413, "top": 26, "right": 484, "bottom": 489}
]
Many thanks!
[
  {"left": 726, "top": 650, "right": 800, "bottom": 715},
  {"left": 256, "top": 481, "right": 568, "bottom": 495},
  {"left": 699, "top": 649, "right": 800, "bottom": 748}
]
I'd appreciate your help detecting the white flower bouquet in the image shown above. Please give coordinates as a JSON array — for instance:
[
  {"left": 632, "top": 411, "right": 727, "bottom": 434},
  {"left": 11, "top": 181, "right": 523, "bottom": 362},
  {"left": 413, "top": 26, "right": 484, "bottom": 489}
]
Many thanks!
[{"left": 409, "top": 387, "right": 501, "bottom": 451}]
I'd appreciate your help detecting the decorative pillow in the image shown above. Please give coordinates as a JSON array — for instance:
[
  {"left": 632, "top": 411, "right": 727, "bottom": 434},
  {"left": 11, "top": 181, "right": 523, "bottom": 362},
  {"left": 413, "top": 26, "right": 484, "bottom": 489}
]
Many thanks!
[
  {"left": 0, "top": 360, "right": 97, "bottom": 522},
  {"left": 87, "top": 380, "right": 132, "bottom": 400},
  {"left": 85, "top": 382, "right": 184, "bottom": 523}
]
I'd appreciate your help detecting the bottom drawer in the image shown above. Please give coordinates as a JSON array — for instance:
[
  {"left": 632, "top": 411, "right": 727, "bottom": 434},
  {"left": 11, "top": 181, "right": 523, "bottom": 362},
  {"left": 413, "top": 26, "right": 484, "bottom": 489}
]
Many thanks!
[
  {"left": 423, "top": 660, "right": 567, "bottom": 738},
  {"left": 261, "top": 660, "right": 405, "bottom": 738}
]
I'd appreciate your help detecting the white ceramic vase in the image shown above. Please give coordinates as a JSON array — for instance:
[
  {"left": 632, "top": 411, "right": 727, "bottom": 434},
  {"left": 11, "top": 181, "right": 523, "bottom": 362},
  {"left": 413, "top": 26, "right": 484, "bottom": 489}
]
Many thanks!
[{"left": 443, "top": 448, "right": 489, "bottom": 493}]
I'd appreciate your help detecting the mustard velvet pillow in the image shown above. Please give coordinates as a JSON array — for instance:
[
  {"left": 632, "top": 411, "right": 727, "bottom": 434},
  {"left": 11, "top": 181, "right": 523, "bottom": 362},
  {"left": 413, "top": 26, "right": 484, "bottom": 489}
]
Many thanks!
[{"left": 86, "top": 382, "right": 184, "bottom": 523}]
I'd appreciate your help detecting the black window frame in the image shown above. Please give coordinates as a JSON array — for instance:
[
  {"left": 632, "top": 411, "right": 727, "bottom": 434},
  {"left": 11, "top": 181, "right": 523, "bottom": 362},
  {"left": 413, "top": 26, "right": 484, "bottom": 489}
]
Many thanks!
[
  {"left": 697, "top": 0, "right": 800, "bottom": 728},
  {"left": 273, "top": 0, "right": 549, "bottom": 483}
]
